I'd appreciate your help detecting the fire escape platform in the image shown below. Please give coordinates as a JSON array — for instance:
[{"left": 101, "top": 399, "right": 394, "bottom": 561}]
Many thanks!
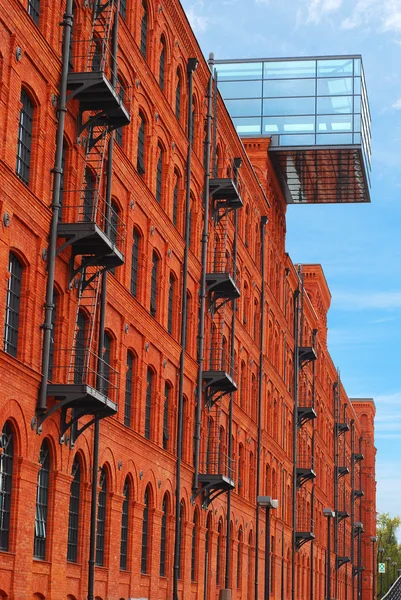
[
  {"left": 298, "top": 346, "right": 317, "bottom": 367},
  {"left": 57, "top": 222, "right": 124, "bottom": 266},
  {"left": 206, "top": 272, "right": 240, "bottom": 300},
  {"left": 336, "top": 421, "right": 350, "bottom": 434},
  {"left": 297, "top": 406, "right": 317, "bottom": 428},
  {"left": 295, "top": 531, "right": 315, "bottom": 550},
  {"left": 47, "top": 384, "right": 117, "bottom": 417},
  {"left": 296, "top": 467, "right": 316, "bottom": 488},
  {"left": 202, "top": 370, "right": 238, "bottom": 395},
  {"left": 67, "top": 71, "right": 130, "bottom": 128},
  {"left": 337, "top": 556, "right": 351, "bottom": 569},
  {"left": 336, "top": 465, "right": 350, "bottom": 478},
  {"left": 198, "top": 474, "right": 235, "bottom": 505},
  {"left": 337, "top": 510, "right": 350, "bottom": 522},
  {"left": 353, "top": 489, "right": 364, "bottom": 500},
  {"left": 353, "top": 452, "right": 364, "bottom": 462},
  {"left": 209, "top": 178, "right": 243, "bottom": 210}
]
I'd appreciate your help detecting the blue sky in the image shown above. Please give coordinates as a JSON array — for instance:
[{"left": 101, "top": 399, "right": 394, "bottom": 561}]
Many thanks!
[{"left": 180, "top": 0, "right": 401, "bottom": 518}]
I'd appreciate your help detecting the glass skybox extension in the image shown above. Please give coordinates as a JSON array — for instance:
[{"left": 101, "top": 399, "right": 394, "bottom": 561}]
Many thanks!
[{"left": 214, "top": 56, "right": 371, "bottom": 204}]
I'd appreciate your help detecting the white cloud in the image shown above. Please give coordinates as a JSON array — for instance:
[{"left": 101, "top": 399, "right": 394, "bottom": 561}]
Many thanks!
[
  {"left": 393, "top": 98, "right": 401, "bottom": 110},
  {"left": 306, "top": 0, "right": 343, "bottom": 24},
  {"left": 185, "top": 2, "right": 210, "bottom": 34},
  {"left": 375, "top": 392, "right": 401, "bottom": 405}
]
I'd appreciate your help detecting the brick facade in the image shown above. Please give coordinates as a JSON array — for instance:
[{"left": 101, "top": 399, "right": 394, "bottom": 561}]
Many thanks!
[{"left": 0, "top": 1, "right": 375, "bottom": 600}]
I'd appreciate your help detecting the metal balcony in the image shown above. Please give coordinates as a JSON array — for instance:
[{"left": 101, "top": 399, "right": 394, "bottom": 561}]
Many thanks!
[
  {"left": 296, "top": 467, "right": 316, "bottom": 488},
  {"left": 295, "top": 531, "right": 315, "bottom": 550},
  {"left": 209, "top": 178, "right": 243, "bottom": 211},
  {"left": 337, "top": 510, "right": 349, "bottom": 522},
  {"left": 203, "top": 348, "right": 238, "bottom": 404},
  {"left": 353, "top": 489, "right": 364, "bottom": 500},
  {"left": 298, "top": 346, "right": 317, "bottom": 368},
  {"left": 337, "top": 556, "right": 351, "bottom": 570},
  {"left": 205, "top": 272, "right": 240, "bottom": 302},
  {"left": 336, "top": 465, "right": 350, "bottom": 479},
  {"left": 297, "top": 405, "right": 317, "bottom": 428},
  {"left": 336, "top": 421, "right": 350, "bottom": 435},
  {"left": 196, "top": 451, "right": 235, "bottom": 506},
  {"left": 352, "top": 452, "right": 364, "bottom": 463}
]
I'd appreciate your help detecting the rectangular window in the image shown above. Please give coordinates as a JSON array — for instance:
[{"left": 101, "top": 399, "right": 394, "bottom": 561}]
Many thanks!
[
  {"left": 16, "top": 90, "right": 34, "bottom": 185},
  {"left": 120, "top": 481, "right": 129, "bottom": 570},
  {"left": 144, "top": 369, "right": 152, "bottom": 439},
  {"left": 125, "top": 353, "right": 133, "bottom": 427},
  {"left": 163, "top": 384, "right": 169, "bottom": 450},
  {"left": 4, "top": 254, "right": 23, "bottom": 357},
  {"left": 131, "top": 230, "right": 140, "bottom": 297},
  {"left": 27, "top": 0, "right": 40, "bottom": 25},
  {"left": 167, "top": 274, "right": 174, "bottom": 334},
  {"left": 150, "top": 253, "right": 158, "bottom": 317},
  {"left": 67, "top": 459, "right": 80, "bottom": 563}
]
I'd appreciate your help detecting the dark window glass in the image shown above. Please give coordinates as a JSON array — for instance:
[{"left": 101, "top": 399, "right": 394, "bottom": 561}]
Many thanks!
[
  {"left": 216, "top": 521, "right": 222, "bottom": 585},
  {"left": 48, "top": 292, "right": 57, "bottom": 381},
  {"left": 125, "top": 352, "right": 133, "bottom": 427},
  {"left": 34, "top": 440, "right": 50, "bottom": 559},
  {"left": 141, "top": 488, "right": 149, "bottom": 573},
  {"left": 191, "top": 512, "right": 197, "bottom": 582},
  {"left": 115, "top": 86, "right": 125, "bottom": 146},
  {"left": 96, "top": 467, "right": 107, "bottom": 566},
  {"left": 27, "top": 0, "right": 40, "bottom": 24},
  {"left": 0, "top": 422, "right": 14, "bottom": 551},
  {"left": 150, "top": 252, "right": 158, "bottom": 317},
  {"left": 178, "top": 502, "right": 184, "bottom": 579},
  {"left": 144, "top": 368, "right": 152, "bottom": 439},
  {"left": 103, "top": 333, "right": 111, "bottom": 396},
  {"left": 67, "top": 457, "right": 80, "bottom": 563},
  {"left": 173, "top": 177, "right": 179, "bottom": 227},
  {"left": 175, "top": 71, "right": 181, "bottom": 120},
  {"left": 110, "top": 202, "right": 119, "bottom": 246},
  {"left": 120, "top": 479, "right": 129, "bottom": 570},
  {"left": 167, "top": 274, "right": 174, "bottom": 335},
  {"left": 74, "top": 311, "right": 86, "bottom": 384},
  {"left": 160, "top": 496, "right": 167, "bottom": 576},
  {"left": 16, "top": 90, "right": 34, "bottom": 185},
  {"left": 83, "top": 168, "right": 95, "bottom": 222},
  {"left": 119, "top": 0, "right": 126, "bottom": 19},
  {"left": 156, "top": 147, "right": 163, "bottom": 203},
  {"left": 163, "top": 384, "right": 170, "bottom": 450},
  {"left": 159, "top": 42, "right": 165, "bottom": 90},
  {"left": 137, "top": 115, "right": 145, "bottom": 175},
  {"left": 140, "top": 1, "right": 148, "bottom": 59},
  {"left": 190, "top": 98, "right": 195, "bottom": 147},
  {"left": 237, "top": 529, "right": 242, "bottom": 588},
  {"left": 131, "top": 229, "right": 140, "bottom": 297},
  {"left": 4, "top": 253, "right": 23, "bottom": 357}
]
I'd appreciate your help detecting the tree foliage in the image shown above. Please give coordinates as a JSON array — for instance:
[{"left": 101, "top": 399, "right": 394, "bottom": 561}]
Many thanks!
[{"left": 377, "top": 513, "right": 401, "bottom": 596}]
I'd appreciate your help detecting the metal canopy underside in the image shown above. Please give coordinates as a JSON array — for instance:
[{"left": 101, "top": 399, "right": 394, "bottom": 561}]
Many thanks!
[{"left": 269, "top": 145, "right": 370, "bottom": 204}]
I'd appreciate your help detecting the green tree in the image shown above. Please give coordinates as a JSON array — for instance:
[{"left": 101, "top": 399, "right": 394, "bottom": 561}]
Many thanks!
[{"left": 377, "top": 513, "right": 401, "bottom": 597}]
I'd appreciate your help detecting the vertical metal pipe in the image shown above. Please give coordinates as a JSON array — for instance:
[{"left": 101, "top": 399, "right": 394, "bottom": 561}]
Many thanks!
[
  {"left": 193, "top": 55, "right": 213, "bottom": 494},
  {"left": 173, "top": 57, "right": 198, "bottom": 600},
  {"left": 310, "top": 329, "right": 317, "bottom": 600},
  {"left": 379, "top": 548, "right": 383, "bottom": 599},
  {"left": 255, "top": 215, "right": 268, "bottom": 600},
  {"left": 38, "top": 0, "right": 74, "bottom": 412},
  {"left": 265, "top": 507, "right": 271, "bottom": 600},
  {"left": 88, "top": 418, "right": 99, "bottom": 600},
  {"left": 334, "top": 378, "right": 340, "bottom": 599},
  {"left": 351, "top": 420, "right": 356, "bottom": 600},
  {"left": 291, "top": 284, "right": 301, "bottom": 600},
  {"left": 281, "top": 525, "right": 285, "bottom": 600},
  {"left": 328, "top": 517, "right": 332, "bottom": 600}
]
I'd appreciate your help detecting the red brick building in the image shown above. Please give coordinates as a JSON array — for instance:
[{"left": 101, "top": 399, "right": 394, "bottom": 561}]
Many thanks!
[{"left": 0, "top": 1, "right": 375, "bottom": 600}]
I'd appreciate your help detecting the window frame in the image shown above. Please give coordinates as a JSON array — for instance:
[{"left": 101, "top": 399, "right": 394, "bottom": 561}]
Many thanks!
[
  {"left": 120, "top": 478, "right": 129, "bottom": 571},
  {"left": 67, "top": 456, "right": 81, "bottom": 563},
  {"left": 16, "top": 89, "right": 34, "bottom": 186},
  {"left": 95, "top": 466, "right": 107, "bottom": 566},
  {"left": 4, "top": 253, "right": 23, "bottom": 358},
  {"left": 0, "top": 422, "right": 14, "bottom": 552},
  {"left": 34, "top": 440, "right": 50, "bottom": 560}
]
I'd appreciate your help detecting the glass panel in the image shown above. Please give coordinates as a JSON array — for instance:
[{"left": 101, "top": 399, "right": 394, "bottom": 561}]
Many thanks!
[
  {"left": 354, "top": 77, "right": 361, "bottom": 94},
  {"left": 218, "top": 80, "right": 262, "bottom": 99},
  {"left": 354, "top": 58, "right": 361, "bottom": 76},
  {"left": 316, "top": 132, "right": 353, "bottom": 145},
  {"left": 232, "top": 117, "right": 262, "bottom": 135},
  {"left": 354, "top": 95, "right": 361, "bottom": 113},
  {"left": 354, "top": 114, "right": 361, "bottom": 133},
  {"left": 263, "top": 78, "right": 316, "bottom": 98},
  {"left": 215, "top": 61, "right": 263, "bottom": 80},
  {"left": 263, "top": 116, "right": 315, "bottom": 134},
  {"left": 278, "top": 134, "right": 316, "bottom": 146},
  {"left": 317, "top": 58, "right": 353, "bottom": 77},
  {"left": 354, "top": 132, "right": 361, "bottom": 144},
  {"left": 225, "top": 98, "right": 262, "bottom": 117},
  {"left": 317, "top": 115, "right": 353, "bottom": 133},
  {"left": 317, "top": 96, "right": 353, "bottom": 114},
  {"left": 263, "top": 97, "right": 315, "bottom": 116},
  {"left": 317, "top": 77, "right": 353, "bottom": 96},
  {"left": 263, "top": 60, "right": 316, "bottom": 79}
]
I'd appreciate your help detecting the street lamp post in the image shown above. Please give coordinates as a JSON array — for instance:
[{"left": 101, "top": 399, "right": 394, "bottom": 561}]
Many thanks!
[
  {"left": 257, "top": 496, "right": 279, "bottom": 600},
  {"left": 323, "top": 508, "right": 335, "bottom": 600},
  {"left": 392, "top": 562, "right": 397, "bottom": 586},
  {"left": 379, "top": 547, "right": 384, "bottom": 599},
  {"left": 355, "top": 522, "right": 364, "bottom": 600},
  {"left": 370, "top": 536, "right": 377, "bottom": 600},
  {"left": 386, "top": 557, "right": 391, "bottom": 593}
]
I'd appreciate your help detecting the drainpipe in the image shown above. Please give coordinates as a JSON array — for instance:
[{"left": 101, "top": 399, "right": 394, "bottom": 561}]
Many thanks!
[
  {"left": 193, "top": 54, "right": 213, "bottom": 494},
  {"left": 310, "top": 329, "right": 317, "bottom": 600},
  {"left": 351, "top": 420, "right": 355, "bottom": 600},
  {"left": 173, "top": 56, "right": 198, "bottom": 600},
  {"left": 291, "top": 278, "right": 301, "bottom": 600},
  {"left": 38, "top": 0, "right": 73, "bottom": 412},
  {"left": 88, "top": 10, "right": 118, "bottom": 600},
  {"left": 255, "top": 215, "right": 268, "bottom": 600}
]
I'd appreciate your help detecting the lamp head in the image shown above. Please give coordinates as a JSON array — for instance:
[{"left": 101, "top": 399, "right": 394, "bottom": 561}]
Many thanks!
[
  {"left": 257, "top": 496, "right": 278, "bottom": 509},
  {"left": 323, "top": 508, "right": 335, "bottom": 518}
]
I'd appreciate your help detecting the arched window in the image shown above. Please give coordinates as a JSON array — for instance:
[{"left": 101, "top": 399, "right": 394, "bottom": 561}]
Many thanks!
[
  {"left": 119, "top": 0, "right": 126, "bottom": 19},
  {"left": 150, "top": 251, "right": 159, "bottom": 317},
  {"left": 102, "top": 332, "right": 112, "bottom": 396},
  {"left": 172, "top": 172, "right": 179, "bottom": 227},
  {"left": 205, "top": 513, "right": 212, "bottom": 586},
  {"left": 190, "top": 95, "right": 196, "bottom": 148},
  {"left": 0, "top": 422, "right": 14, "bottom": 551},
  {"left": 167, "top": 272, "right": 175, "bottom": 335},
  {"left": 163, "top": 382, "right": 170, "bottom": 450},
  {"left": 160, "top": 494, "right": 168, "bottom": 576},
  {"left": 175, "top": 69, "right": 182, "bottom": 121},
  {"left": 67, "top": 456, "right": 80, "bottom": 563},
  {"left": 83, "top": 168, "right": 95, "bottom": 222},
  {"left": 237, "top": 527, "right": 243, "bottom": 588},
  {"left": 34, "top": 440, "right": 50, "bottom": 559},
  {"left": 141, "top": 486, "right": 150, "bottom": 573},
  {"left": 125, "top": 351, "right": 134, "bottom": 427},
  {"left": 145, "top": 367, "right": 153, "bottom": 439},
  {"left": 137, "top": 113, "right": 146, "bottom": 175},
  {"left": 120, "top": 478, "right": 129, "bottom": 570},
  {"left": 109, "top": 201, "right": 119, "bottom": 248},
  {"left": 131, "top": 228, "right": 140, "bottom": 297},
  {"left": 96, "top": 466, "right": 107, "bottom": 566},
  {"left": 238, "top": 443, "right": 244, "bottom": 494},
  {"left": 159, "top": 38, "right": 166, "bottom": 90},
  {"left": 216, "top": 518, "right": 223, "bottom": 585},
  {"left": 140, "top": 1, "right": 148, "bottom": 59},
  {"left": 4, "top": 253, "right": 23, "bottom": 357},
  {"left": 27, "top": 0, "right": 40, "bottom": 24},
  {"left": 178, "top": 501, "right": 185, "bottom": 579},
  {"left": 191, "top": 509, "right": 198, "bottom": 582},
  {"left": 155, "top": 145, "right": 163, "bottom": 203},
  {"left": 248, "top": 531, "right": 254, "bottom": 597},
  {"left": 206, "top": 417, "right": 213, "bottom": 472},
  {"left": 74, "top": 311, "right": 87, "bottom": 384}
]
